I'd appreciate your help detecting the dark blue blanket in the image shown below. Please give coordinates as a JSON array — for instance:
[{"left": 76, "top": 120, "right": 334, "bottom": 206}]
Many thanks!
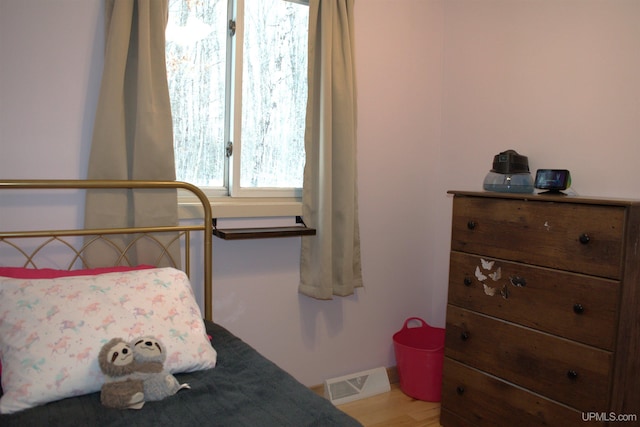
[{"left": 0, "top": 321, "right": 362, "bottom": 427}]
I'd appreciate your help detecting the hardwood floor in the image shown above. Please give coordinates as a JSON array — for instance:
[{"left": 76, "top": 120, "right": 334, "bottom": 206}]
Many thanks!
[{"left": 336, "top": 384, "right": 442, "bottom": 427}]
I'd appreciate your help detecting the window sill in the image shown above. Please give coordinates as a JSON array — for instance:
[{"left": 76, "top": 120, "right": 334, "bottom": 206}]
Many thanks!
[{"left": 179, "top": 196, "right": 303, "bottom": 220}]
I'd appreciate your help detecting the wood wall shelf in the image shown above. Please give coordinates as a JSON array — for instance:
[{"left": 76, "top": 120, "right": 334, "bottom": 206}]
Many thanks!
[{"left": 212, "top": 217, "right": 316, "bottom": 240}]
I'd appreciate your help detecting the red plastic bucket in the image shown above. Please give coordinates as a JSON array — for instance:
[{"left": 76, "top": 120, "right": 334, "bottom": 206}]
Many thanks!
[{"left": 393, "top": 317, "right": 445, "bottom": 401}]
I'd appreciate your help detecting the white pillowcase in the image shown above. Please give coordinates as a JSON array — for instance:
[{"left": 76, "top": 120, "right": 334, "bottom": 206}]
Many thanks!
[{"left": 0, "top": 267, "right": 217, "bottom": 414}]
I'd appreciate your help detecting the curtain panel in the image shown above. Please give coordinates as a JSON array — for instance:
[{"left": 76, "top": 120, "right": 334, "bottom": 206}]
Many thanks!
[
  {"left": 84, "top": 0, "right": 179, "bottom": 267},
  {"left": 299, "top": 0, "right": 363, "bottom": 299}
]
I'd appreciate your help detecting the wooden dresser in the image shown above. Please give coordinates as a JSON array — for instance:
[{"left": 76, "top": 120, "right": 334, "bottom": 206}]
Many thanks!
[{"left": 440, "top": 191, "right": 640, "bottom": 427}]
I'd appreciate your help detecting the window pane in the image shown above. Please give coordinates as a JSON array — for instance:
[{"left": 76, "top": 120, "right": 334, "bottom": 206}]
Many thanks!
[
  {"left": 240, "top": 0, "right": 308, "bottom": 188},
  {"left": 166, "top": 0, "right": 227, "bottom": 187}
]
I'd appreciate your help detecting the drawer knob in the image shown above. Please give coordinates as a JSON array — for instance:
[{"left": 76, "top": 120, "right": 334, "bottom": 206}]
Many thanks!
[
  {"left": 456, "top": 386, "right": 465, "bottom": 395},
  {"left": 460, "top": 331, "right": 470, "bottom": 341},
  {"left": 579, "top": 233, "right": 590, "bottom": 244},
  {"left": 573, "top": 303, "right": 585, "bottom": 314},
  {"left": 567, "top": 370, "right": 579, "bottom": 380},
  {"left": 463, "top": 277, "right": 472, "bottom": 286},
  {"left": 467, "top": 221, "right": 476, "bottom": 230},
  {"left": 510, "top": 276, "right": 527, "bottom": 287}
]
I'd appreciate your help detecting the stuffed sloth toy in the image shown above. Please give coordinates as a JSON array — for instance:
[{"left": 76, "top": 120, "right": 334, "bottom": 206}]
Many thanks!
[
  {"left": 97, "top": 338, "right": 146, "bottom": 409},
  {"left": 130, "top": 336, "right": 190, "bottom": 401}
]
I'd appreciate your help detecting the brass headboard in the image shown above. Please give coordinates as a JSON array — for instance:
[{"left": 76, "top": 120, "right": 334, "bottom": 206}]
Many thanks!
[{"left": 0, "top": 180, "right": 213, "bottom": 320}]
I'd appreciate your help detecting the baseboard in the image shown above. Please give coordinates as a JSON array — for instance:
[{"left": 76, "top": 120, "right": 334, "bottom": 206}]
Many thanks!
[{"left": 310, "top": 366, "right": 398, "bottom": 397}]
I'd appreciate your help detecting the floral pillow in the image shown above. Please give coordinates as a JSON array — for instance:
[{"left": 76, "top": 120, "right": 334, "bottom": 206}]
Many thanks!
[
  {"left": 0, "top": 265, "right": 153, "bottom": 383},
  {"left": 0, "top": 267, "right": 217, "bottom": 414}
]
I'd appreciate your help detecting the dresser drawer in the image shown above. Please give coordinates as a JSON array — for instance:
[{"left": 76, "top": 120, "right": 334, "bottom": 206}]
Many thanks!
[
  {"left": 441, "top": 358, "right": 594, "bottom": 427},
  {"left": 445, "top": 305, "right": 612, "bottom": 411},
  {"left": 451, "top": 197, "right": 624, "bottom": 279},
  {"left": 448, "top": 252, "right": 619, "bottom": 350}
]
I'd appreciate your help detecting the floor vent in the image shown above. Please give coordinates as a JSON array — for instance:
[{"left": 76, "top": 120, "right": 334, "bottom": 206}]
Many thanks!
[{"left": 324, "top": 367, "right": 390, "bottom": 405}]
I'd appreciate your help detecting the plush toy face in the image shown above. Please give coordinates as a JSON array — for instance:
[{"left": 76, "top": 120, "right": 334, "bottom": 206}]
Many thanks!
[
  {"left": 109, "top": 341, "right": 134, "bottom": 366},
  {"left": 98, "top": 338, "right": 137, "bottom": 377},
  {"left": 132, "top": 336, "right": 166, "bottom": 364}
]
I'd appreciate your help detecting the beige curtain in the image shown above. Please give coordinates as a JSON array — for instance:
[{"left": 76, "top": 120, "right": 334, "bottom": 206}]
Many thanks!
[
  {"left": 84, "top": 0, "right": 179, "bottom": 267},
  {"left": 299, "top": 0, "right": 363, "bottom": 299}
]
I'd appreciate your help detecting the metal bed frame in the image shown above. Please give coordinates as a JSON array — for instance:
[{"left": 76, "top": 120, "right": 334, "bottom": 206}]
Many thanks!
[{"left": 0, "top": 180, "right": 213, "bottom": 320}]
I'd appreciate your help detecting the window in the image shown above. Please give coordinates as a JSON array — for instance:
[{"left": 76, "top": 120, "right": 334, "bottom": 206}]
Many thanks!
[{"left": 166, "top": 0, "right": 308, "bottom": 200}]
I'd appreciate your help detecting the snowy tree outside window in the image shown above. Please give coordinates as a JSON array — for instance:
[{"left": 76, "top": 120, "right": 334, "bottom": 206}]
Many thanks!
[{"left": 166, "top": 0, "right": 308, "bottom": 197}]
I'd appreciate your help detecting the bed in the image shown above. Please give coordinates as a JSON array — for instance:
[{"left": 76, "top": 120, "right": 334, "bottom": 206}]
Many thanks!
[{"left": 0, "top": 180, "right": 361, "bottom": 426}]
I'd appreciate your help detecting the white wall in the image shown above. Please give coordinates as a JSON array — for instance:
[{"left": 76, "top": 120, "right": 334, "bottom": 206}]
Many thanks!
[
  {"left": 0, "top": 0, "right": 103, "bottom": 179},
  {"left": 429, "top": 0, "right": 640, "bottom": 325},
  {"left": 1, "top": 0, "right": 638, "bottom": 388}
]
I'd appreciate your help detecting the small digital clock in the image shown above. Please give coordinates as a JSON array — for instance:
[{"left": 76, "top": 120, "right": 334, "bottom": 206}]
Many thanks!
[{"left": 534, "top": 169, "right": 571, "bottom": 193}]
